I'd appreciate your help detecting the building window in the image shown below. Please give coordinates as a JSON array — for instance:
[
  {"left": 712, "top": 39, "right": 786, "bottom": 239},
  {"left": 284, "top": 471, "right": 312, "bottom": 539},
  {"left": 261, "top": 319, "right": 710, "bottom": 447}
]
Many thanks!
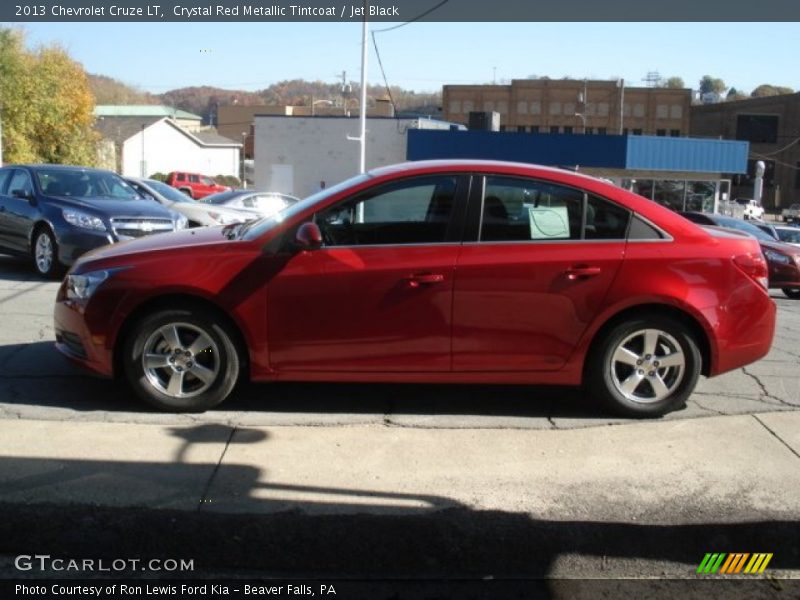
[
  {"left": 633, "top": 128, "right": 643, "bottom": 135},
  {"left": 517, "top": 101, "right": 528, "bottom": 115},
  {"left": 496, "top": 101, "right": 508, "bottom": 114},
  {"left": 670, "top": 129, "right": 681, "bottom": 137},
  {"left": 550, "top": 126, "right": 560, "bottom": 134},
  {"left": 623, "top": 128, "right": 629, "bottom": 135},
  {"left": 530, "top": 126, "right": 540, "bottom": 134},
  {"left": 499, "top": 125, "right": 507, "bottom": 132},
  {"left": 623, "top": 105, "right": 632, "bottom": 117},
  {"left": 484, "top": 100, "right": 495, "bottom": 112},
  {"left": 656, "top": 105, "right": 669, "bottom": 119},
  {"left": 597, "top": 103, "right": 609, "bottom": 117},
  {"left": 633, "top": 103, "right": 645, "bottom": 118},
  {"left": 448, "top": 100, "right": 461, "bottom": 114},
  {"left": 585, "top": 127, "right": 594, "bottom": 135},
  {"left": 586, "top": 103, "right": 596, "bottom": 116},
  {"left": 517, "top": 125, "right": 526, "bottom": 132},
  {"left": 598, "top": 127, "right": 607, "bottom": 135},
  {"left": 656, "top": 129, "right": 667, "bottom": 136},
  {"left": 736, "top": 114, "right": 779, "bottom": 144},
  {"left": 564, "top": 102, "right": 576, "bottom": 116},
  {"left": 530, "top": 101, "right": 542, "bottom": 115},
  {"left": 670, "top": 105, "right": 683, "bottom": 119},
  {"left": 549, "top": 102, "right": 562, "bottom": 116},
  {"left": 463, "top": 100, "right": 474, "bottom": 112},
  {"left": 563, "top": 126, "right": 574, "bottom": 134}
]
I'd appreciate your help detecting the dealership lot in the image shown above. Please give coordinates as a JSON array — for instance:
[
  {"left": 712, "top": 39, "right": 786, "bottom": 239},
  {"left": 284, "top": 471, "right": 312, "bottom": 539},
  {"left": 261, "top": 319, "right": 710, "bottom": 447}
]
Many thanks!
[{"left": 1, "top": 253, "right": 799, "bottom": 580}]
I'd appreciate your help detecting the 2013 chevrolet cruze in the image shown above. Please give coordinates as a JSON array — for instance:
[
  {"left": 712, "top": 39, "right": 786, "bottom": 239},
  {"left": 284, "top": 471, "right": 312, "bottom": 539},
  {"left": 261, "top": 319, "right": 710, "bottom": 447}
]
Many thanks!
[{"left": 54, "top": 161, "right": 776, "bottom": 417}]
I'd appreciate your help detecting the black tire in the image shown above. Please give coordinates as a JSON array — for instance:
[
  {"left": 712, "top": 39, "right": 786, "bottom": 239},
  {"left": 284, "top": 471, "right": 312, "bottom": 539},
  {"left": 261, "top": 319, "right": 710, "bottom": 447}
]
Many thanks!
[
  {"left": 782, "top": 288, "right": 800, "bottom": 299},
  {"left": 587, "top": 315, "right": 701, "bottom": 418},
  {"left": 31, "top": 226, "right": 64, "bottom": 279},
  {"left": 123, "top": 308, "right": 241, "bottom": 412}
]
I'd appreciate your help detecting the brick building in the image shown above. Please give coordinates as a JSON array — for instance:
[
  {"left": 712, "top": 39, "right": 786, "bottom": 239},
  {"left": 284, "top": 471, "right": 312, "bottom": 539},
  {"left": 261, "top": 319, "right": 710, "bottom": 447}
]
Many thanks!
[
  {"left": 690, "top": 93, "right": 800, "bottom": 210},
  {"left": 443, "top": 79, "right": 691, "bottom": 137}
]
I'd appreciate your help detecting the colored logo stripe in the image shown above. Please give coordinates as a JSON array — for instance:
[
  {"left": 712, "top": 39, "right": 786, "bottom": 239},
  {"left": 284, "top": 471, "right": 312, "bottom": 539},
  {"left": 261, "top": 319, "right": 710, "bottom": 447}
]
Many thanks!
[{"left": 697, "top": 553, "right": 773, "bottom": 574}]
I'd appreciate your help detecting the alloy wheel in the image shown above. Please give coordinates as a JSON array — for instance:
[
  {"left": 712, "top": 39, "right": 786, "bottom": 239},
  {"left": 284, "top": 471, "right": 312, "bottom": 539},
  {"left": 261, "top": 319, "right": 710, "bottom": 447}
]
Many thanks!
[
  {"left": 609, "top": 328, "right": 685, "bottom": 404},
  {"left": 35, "top": 232, "right": 54, "bottom": 275}
]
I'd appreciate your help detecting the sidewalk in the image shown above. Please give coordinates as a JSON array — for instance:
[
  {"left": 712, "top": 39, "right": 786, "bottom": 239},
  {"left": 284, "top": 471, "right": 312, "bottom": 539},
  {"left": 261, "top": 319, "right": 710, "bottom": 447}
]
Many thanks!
[{"left": 0, "top": 413, "right": 799, "bottom": 579}]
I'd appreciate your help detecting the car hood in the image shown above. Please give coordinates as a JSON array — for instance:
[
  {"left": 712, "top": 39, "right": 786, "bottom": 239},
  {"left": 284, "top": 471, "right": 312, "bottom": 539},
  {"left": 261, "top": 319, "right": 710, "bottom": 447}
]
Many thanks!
[
  {"left": 46, "top": 194, "right": 174, "bottom": 218},
  {"left": 77, "top": 225, "right": 237, "bottom": 264}
]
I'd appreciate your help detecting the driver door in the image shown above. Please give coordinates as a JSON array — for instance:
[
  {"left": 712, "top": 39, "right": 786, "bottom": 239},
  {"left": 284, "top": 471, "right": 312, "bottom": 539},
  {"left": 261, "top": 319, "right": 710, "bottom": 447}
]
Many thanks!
[{"left": 267, "top": 174, "right": 468, "bottom": 372}]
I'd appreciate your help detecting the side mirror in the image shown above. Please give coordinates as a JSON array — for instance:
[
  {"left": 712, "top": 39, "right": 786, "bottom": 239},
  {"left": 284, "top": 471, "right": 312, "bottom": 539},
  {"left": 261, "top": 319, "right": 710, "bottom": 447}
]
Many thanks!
[
  {"left": 295, "top": 222, "right": 323, "bottom": 249},
  {"left": 11, "top": 189, "right": 32, "bottom": 201}
]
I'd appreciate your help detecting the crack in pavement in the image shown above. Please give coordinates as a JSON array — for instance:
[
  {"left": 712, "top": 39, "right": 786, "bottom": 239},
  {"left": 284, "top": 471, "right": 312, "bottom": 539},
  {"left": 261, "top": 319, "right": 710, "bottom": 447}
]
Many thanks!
[
  {"left": 752, "top": 414, "right": 800, "bottom": 461},
  {"left": 197, "top": 425, "right": 237, "bottom": 512},
  {"left": 689, "top": 399, "right": 727, "bottom": 416},
  {"left": 741, "top": 367, "right": 798, "bottom": 408}
]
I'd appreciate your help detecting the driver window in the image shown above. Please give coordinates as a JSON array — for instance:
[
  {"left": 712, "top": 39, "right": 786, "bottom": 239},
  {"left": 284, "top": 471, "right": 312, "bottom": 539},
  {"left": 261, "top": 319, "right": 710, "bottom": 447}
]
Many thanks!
[
  {"left": 314, "top": 176, "right": 457, "bottom": 246},
  {"left": 8, "top": 170, "right": 33, "bottom": 197}
]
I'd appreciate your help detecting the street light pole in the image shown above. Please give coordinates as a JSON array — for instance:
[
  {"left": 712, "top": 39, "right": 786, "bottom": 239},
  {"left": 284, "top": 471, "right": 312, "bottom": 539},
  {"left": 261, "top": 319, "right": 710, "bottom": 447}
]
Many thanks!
[
  {"left": 358, "top": 4, "right": 368, "bottom": 174},
  {"left": 140, "top": 123, "right": 146, "bottom": 177},
  {"left": 241, "top": 132, "right": 247, "bottom": 189}
]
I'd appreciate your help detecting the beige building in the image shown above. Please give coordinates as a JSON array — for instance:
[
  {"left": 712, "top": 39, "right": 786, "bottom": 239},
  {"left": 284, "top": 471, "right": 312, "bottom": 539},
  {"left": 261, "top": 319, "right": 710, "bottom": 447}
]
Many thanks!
[{"left": 443, "top": 79, "right": 691, "bottom": 137}]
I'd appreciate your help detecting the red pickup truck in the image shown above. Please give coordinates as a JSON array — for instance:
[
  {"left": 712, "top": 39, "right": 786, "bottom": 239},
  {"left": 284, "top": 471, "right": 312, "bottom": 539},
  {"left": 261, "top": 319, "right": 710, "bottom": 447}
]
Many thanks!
[{"left": 166, "top": 172, "right": 229, "bottom": 199}]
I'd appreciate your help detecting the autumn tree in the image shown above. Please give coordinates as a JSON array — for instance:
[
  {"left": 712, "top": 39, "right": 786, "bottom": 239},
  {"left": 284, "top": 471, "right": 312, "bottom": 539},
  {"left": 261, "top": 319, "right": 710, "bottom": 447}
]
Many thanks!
[
  {"left": 662, "top": 76, "right": 685, "bottom": 88},
  {"left": 0, "top": 28, "right": 98, "bottom": 165},
  {"left": 751, "top": 84, "right": 795, "bottom": 97}
]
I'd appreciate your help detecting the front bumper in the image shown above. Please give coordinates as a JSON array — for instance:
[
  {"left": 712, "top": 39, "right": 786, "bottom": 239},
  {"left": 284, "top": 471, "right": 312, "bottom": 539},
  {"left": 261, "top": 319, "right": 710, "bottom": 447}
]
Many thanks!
[
  {"left": 55, "top": 228, "right": 114, "bottom": 267},
  {"left": 54, "top": 293, "right": 114, "bottom": 377}
]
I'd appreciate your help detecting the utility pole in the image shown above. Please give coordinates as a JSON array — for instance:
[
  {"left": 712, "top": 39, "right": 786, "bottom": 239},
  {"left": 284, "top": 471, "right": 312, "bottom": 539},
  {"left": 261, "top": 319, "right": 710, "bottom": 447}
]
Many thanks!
[
  {"left": 618, "top": 78, "right": 625, "bottom": 135},
  {"left": 358, "top": 11, "right": 368, "bottom": 174}
]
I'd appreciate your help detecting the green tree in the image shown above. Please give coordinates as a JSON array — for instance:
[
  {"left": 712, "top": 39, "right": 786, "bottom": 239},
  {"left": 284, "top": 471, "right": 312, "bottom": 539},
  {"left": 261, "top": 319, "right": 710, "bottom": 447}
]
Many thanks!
[
  {"left": 0, "top": 28, "right": 98, "bottom": 165},
  {"left": 726, "top": 87, "right": 748, "bottom": 101},
  {"left": 698, "top": 75, "right": 727, "bottom": 95}
]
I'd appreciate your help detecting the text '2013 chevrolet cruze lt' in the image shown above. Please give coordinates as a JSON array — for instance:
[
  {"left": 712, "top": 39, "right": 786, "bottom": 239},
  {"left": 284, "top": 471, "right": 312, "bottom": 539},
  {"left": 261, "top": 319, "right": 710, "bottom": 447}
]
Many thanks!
[{"left": 54, "top": 161, "right": 776, "bottom": 417}]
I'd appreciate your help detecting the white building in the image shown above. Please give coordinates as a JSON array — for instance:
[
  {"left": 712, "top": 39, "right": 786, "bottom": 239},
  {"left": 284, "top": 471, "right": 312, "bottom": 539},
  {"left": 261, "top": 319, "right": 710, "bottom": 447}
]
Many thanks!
[
  {"left": 95, "top": 110, "right": 241, "bottom": 179},
  {"left": 253, "top": 116, "right": 463, "bottom": 198}
]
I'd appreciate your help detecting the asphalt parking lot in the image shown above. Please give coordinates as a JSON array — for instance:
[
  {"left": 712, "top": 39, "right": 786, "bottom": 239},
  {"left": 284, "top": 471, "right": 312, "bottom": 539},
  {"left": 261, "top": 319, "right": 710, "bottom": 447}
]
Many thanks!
[{"left": 0, "top": 253, "right": 799, "bottom": 591}]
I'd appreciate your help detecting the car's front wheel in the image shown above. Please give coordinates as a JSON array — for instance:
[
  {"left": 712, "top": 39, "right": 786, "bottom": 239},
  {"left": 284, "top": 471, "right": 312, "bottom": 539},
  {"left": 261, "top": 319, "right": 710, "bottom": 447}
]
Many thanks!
[
  {"left": 782, "top": 288, "right": 800, "bottom": 299},
  {"left": 587, "top": 315, "right": 701, "bottom": 418},
  {"left": 123, "top": 308, "right": 241, "bottom": 411},
  {"left": 31, "top": 226, "right": 63, "bottom": 279}
]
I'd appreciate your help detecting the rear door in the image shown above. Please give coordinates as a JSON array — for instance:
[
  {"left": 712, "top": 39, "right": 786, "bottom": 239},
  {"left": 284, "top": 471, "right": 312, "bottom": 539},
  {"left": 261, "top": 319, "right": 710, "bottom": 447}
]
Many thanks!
[
  {"left": 452, "top": 175, "right": 629, "bottom": 371},
  {"left": 268, "top": 174, "right": 468, "bottom": 372}
]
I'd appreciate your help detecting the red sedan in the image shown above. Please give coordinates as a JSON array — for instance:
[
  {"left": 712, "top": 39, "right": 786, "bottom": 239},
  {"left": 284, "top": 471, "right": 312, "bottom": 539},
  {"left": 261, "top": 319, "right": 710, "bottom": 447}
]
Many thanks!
[{"left": 54, "top": 161, "right": 775, "bottom": 417}]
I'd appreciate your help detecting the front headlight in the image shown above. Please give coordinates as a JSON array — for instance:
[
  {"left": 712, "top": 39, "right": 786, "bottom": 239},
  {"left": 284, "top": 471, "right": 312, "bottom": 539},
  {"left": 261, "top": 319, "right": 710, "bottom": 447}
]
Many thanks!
[
  {"left": 174, "top": 213, "right": 189, "bottom": 230},
  {"left": 63, "top": 209, "right": 107, "bottom": 231},
  {"left": 763, "top": 248, "right": 792, "bottom": 265},
  {"left": 208, "top": 211, "right": 243, "bottom": 225},
  {"left": 66, "top": 269, "right": 112, "bottom": 301}
]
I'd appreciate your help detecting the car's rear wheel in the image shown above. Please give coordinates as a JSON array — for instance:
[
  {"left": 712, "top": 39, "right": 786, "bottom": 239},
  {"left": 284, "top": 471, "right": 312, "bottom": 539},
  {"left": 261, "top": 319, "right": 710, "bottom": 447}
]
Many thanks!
[
  {"left": 31, "top": 226, "right": 63, "bottom": 279},
  {"left": 782, "top": 288, "right": 800, "bottom": 299},
  {"left": 123, "top": 308, "right": 240, "bottom": 411},
  {"left": 588, "top": 315, "right": 701, "bottom": 418},
  {"left": 179, "top": 187, "right": 193, "bottom": 198}
]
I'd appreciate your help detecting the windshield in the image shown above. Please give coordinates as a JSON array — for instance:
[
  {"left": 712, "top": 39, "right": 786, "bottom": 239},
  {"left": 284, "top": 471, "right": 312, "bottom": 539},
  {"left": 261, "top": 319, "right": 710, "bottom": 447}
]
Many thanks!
[
  {"left": 241, "top": 173, "right": 372, "bottom": 241},
  {"left": 777, "top": 228, "right": 800, "bottom": 244},
  {"left": 144, "top": 179, "right": 195, "bottom": 203},
  {"left": 202, "top": 191, "right": 243, "bottom": 205},
  {"left": 36, "top": 168, "right": 140, "bottom": 200},
  {"left": 714, "top": 215, "right": 775, "bottom": 242}
]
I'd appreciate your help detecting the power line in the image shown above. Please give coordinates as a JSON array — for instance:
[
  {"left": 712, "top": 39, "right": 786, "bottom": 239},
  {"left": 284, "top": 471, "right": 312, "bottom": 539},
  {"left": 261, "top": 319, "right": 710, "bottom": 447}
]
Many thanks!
[{"left": 372, "top": 0, "right": 450, "bottom": 33}]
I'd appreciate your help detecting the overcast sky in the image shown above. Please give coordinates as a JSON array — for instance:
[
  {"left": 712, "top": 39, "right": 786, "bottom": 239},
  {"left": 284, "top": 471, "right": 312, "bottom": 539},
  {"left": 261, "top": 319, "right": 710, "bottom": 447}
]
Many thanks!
[{"left": 20, "top": 22, "right": 800, "bottom": 95}]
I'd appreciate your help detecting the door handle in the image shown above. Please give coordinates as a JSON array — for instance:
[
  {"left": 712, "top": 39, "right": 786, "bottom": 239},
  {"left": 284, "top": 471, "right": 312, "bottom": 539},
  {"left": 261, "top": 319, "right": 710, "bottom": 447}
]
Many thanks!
[
  {"left": 407, "top": 273, "right": 445, "bottom": 288},
  {"left": 565, "top": 266, "right": 601, "bottom": 280}
]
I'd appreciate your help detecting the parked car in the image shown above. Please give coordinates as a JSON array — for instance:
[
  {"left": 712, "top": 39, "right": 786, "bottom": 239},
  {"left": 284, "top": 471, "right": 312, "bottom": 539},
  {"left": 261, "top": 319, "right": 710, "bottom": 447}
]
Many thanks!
[
  {"left": 780, "top": 203, "right": 800, "bottom": 222},
  {"left": 55, "top": 160, "right": 775, "bottom": 418},
  {"left": 753, "top": 221, "right": 779, "bottom": 240},
  {"left": 0, "top": 164, "right": 185, "bottom": 278},
  {"left": 125, "top": 177, "right": 259, "bottom": 227},
  {"left": 680, "top": 212, "right": 800, "bottom": 298},
  {"left": 165, "top": 171, "right": 229, "bottom": 199},
  {"left": 201, "top": 190, "right": 299, "bottom": 218},
  {"left": 772, "top": 225, "right": 800, "bottom": 247},
  {"left": 734, "top": 198, "right": 765, "bottom": 220}
]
